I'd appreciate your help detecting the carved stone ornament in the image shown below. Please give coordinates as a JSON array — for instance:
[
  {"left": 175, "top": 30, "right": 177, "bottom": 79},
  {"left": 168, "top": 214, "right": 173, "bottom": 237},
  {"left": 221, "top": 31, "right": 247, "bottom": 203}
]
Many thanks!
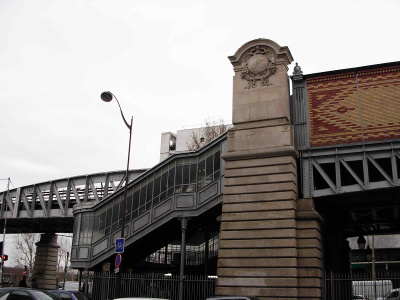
[{"left": 240, "top": 46, "right": 276, "bottom": 89}]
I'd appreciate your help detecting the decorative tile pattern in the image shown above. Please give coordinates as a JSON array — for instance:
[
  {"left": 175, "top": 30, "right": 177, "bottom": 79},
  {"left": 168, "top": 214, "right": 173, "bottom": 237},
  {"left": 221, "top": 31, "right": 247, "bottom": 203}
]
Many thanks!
[{"left": 307, "top": 67, "right": 400, "bottom": 147}]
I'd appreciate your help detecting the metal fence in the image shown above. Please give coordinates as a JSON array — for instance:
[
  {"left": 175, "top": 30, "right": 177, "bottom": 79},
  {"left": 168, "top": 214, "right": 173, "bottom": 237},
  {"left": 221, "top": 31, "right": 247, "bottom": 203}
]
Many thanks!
[
  {"left": 88, "top": 270, "right": 400, "bottom": 300},
  {"left": 91, "top": 272, "right": 216, "bottom": 300},
  {"left": 323, "top": 272, "right": 400, "bottom": 300},
  {"left": 146, "top": 235, "right": 219, "bottom": 266}
]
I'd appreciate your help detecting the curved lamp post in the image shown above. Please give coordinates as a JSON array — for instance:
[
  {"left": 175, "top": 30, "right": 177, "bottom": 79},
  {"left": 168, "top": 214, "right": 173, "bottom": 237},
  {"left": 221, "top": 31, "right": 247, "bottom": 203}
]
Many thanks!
[
  {"left": 100, "top": 91, "right": 132, "bottom": 298},
  {"left": 100, "top": 91, "right": 132, "bottom": 241}
]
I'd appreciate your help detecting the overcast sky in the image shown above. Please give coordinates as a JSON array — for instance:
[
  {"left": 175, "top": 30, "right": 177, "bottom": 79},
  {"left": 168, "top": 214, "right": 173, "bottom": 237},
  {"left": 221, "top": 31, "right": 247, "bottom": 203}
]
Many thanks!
[{"left": 1, "top": 0, "right": 399, "bottom": 192}]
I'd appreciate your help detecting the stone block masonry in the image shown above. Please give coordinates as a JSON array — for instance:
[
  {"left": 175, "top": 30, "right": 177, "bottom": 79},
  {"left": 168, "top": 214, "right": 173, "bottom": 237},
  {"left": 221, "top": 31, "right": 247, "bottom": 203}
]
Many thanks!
[{"left": 216, "top": 39, "right": 323, "bottom": 300}]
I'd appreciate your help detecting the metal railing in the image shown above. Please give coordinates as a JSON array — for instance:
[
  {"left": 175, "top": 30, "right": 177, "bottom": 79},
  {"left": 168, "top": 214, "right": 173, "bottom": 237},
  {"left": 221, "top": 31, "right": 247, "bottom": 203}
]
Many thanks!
[
  {"left": 323, "top": 271, "right": 400, "bottom": 300},
  {"left": 91, "top": 272, "right": 216, "bottom": 300}
]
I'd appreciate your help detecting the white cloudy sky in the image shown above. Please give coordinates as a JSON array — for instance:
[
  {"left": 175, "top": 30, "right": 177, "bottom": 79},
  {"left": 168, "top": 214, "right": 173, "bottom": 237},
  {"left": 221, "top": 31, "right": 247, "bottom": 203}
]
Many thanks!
[{"left": 0, "top": 0, "right": 399, "bottom": 191}]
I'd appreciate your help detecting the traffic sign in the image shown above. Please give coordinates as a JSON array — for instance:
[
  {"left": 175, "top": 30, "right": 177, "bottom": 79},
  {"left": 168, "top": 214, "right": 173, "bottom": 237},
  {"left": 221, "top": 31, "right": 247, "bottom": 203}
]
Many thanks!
[
  {"left": 115, "top": 253, "right": 122, "bottom": 268},
  {"left": 115, "top": 238, "right": 125, "bottom": 253},
  {"left": 114, "top": 267, "right": 119, "bottom": 274}
]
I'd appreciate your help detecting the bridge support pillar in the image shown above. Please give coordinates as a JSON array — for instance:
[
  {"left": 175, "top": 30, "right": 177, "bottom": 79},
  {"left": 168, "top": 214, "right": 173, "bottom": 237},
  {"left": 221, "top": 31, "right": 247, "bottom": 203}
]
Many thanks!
[
  {"left": 296, "top": 198, "right": 323, "bottom": 299},
  {"left": 216, "top": 39, "right": 322, "bottom": 299},
  {"left": 33, "top": 233, "right": 60, "bottom": 289}
]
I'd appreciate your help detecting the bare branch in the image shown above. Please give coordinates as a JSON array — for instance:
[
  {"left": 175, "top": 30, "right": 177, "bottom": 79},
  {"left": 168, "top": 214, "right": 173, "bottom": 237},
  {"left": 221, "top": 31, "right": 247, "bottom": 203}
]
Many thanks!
[
  {"left": 186, "top": 118, "right": 228, "bottom": 151},
  {"left": 11, "top": 233, "right": 39, "bottom": 272}
]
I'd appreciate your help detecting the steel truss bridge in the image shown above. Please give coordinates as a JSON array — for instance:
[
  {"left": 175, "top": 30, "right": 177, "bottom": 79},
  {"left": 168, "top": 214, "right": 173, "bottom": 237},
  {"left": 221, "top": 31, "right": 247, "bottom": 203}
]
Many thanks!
[{"left": 0, "top": 169, "right": 146, "bottom": 233}]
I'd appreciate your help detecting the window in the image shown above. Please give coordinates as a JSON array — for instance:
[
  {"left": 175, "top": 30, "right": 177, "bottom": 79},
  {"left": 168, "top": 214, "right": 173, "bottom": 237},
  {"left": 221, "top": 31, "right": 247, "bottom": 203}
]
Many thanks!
[
  {"left": 146, "top": 181, "right": 153, "bottom": 208},
  {"left": 175, "top": 165, "right": 183, "bottom": 192},
  {"left": 111, "top": 202, "right": 120, "bottom": 231},
  {"left": 105, "top": 207, "right": 112, "bottom": 235},
  {"left": 132, "top": 189, "right": 140, "bottom": 217},
  {"left": 160, "top": 171, "right": 168, "bottom": 201},
  {"left": 153, "top": 175, "right": 161, "bottom": 205},
  {"left": 167, "top": 167, "right": 175, "bottom": 197},
  {"left": 79, "top": 213, "right": 94, "bottom": 244},
  {"left": 198, "top": 159, "right": 205, "bottom": 185},
  {"left": 214, "top": 150, "right": 221, "bottom": 179},
  {"left": 99, "top": 211, "right": 106, "bottom": 232},
  {"left": 72, "top": 215, "right": 80, "bottom": 246}
]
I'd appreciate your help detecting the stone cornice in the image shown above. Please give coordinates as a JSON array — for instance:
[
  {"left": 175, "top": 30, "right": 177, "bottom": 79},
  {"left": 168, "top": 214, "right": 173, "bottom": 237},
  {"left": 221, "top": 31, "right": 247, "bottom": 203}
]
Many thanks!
[
  {"left": 296, "top": 210, "right": 323, "bottom": 223},
  {"left": 229, "top": 38, "right": 293, "bottom": 68},
  {"left": 221, "top": 146, "right": 298, "bottom": 161},
  {"left": 295, "top": 198, "right": 323, "bottom": 223}
]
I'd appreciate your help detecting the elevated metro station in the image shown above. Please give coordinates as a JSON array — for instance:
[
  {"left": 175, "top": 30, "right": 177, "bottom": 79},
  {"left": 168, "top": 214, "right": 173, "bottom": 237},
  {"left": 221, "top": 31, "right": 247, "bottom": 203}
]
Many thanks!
[
  {"left": 1, "top": 38, "right": 400, "bottom": 300},
  {"left": 71, "top": 133, "right": 226, "bottom": 273}
]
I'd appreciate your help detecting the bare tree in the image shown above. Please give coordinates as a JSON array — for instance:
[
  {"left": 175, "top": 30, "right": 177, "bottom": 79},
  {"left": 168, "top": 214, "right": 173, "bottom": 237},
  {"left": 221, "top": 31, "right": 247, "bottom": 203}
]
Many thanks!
[
  {"left": 11, "top": 233, "right": 39, "bottom": 273},
  {"left": 56, "top": 235, "right": 72, "bottom": 272},
  {"left": 186, "top": 118, "right": 228, "bottom": 151},
  {"left": 11, "top": 234, "right": 72, "bottom": 279},
  {"left": 56, "top": 235, "right": 73, "bottom": 283}
]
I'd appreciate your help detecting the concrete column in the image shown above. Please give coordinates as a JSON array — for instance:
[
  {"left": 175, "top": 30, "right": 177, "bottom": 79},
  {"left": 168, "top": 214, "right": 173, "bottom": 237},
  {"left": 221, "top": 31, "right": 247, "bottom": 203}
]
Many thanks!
[
  {"left": 33, "top": 233, "right": 60, "bottom": 289},
  {"left": 216, "top": 39, "right": 301, "bottom": 299}
]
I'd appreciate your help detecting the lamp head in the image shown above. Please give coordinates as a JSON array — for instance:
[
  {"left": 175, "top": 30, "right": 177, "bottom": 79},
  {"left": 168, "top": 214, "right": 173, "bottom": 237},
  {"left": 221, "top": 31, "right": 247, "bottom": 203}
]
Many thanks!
[
  {"left": 101, "top": 91, "right": 113, "bottom": 102},
  {"left": 357, "top": 235, "right": 366, "bottom": 250},
  {"left": 365, "top": 245, "right": 372, "bottom": 261}
]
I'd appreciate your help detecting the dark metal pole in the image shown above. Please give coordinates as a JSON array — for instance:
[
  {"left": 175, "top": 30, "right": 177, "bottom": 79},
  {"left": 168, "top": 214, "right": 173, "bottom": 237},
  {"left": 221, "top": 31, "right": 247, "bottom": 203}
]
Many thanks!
[
  {"left": 164, "top": 244, "right": 168, "bottom": 265},
  {"left": 0, "top": 178, "right": 9, "bottom": 286},
  {"left": 78, "top": 269, "right": 82, "bottom": 292},
  {"left": 204, "top": 231, "right": 209, "bottom": 277},
  {"left": 120, "top": 116, "right": 132, "bottom": 240},
  {"left": 179, "top": 217, "right": 188, "bottom": 300},
  {"left": 63, "top": 252, "right": 69, "bottom": 290},
  {"left": 116, "top": 116, "right": 132, "bottom": 299}
]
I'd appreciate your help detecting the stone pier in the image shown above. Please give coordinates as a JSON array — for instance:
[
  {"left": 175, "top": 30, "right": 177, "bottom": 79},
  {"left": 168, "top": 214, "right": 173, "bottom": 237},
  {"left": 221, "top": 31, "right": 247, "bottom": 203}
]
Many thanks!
[
  {"left": 33, "top": 233, "right": 60, "bottom": 289},
  {"left": 216, "top": 39, "right": 323, "bottom": 299}
]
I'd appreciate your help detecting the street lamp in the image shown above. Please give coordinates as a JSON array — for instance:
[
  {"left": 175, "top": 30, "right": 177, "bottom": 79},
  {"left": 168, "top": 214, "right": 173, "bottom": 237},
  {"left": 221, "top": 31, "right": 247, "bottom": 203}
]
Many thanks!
[
  {"left": 357, "top": 235, "right": 366, "bottom": 250},
  {"left": 100, "top": 91, "right": 132, "bottom": 245},
  {"left": 101, "top": 91, "right": 132, "bottom": 299},
  {"left": 358, "top": 235, "right": 376, "bottom": 283}
]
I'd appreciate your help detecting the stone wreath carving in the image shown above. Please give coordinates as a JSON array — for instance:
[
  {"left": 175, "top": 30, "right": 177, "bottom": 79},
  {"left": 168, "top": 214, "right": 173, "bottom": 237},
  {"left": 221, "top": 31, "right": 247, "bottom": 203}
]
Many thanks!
[{"left": 241, "top": 46, "right": 276, "bottom": 89}]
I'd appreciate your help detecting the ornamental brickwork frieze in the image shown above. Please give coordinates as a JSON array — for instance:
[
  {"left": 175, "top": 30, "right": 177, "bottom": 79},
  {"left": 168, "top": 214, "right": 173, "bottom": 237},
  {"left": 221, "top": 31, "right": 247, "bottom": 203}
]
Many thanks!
[{"left": 240, "top": 46, "right": 276, "bottom": 89}]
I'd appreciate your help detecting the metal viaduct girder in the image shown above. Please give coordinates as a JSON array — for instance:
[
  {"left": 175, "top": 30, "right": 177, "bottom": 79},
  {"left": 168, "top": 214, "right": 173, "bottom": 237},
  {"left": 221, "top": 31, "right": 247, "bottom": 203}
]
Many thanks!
[
  {"left": 301, "top": 140, "right": 400, "bottom": 237},
  {"left": 302, "top": 140, "right": 400, "bottom": 198},
  {"left": 0, "top": 169, "right": 147, "bottom": 233}
]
